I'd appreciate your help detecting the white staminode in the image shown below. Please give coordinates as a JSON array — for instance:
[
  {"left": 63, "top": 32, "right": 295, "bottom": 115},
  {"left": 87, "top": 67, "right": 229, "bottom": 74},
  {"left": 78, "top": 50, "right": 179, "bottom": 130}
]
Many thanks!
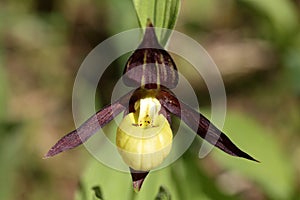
[{"left": 135, "top": 97, "right": 161, "bottom": 128}]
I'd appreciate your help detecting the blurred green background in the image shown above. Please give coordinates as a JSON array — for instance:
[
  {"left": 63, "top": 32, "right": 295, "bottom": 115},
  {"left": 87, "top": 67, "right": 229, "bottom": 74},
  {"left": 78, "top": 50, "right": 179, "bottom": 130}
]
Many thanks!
[{"left": 1, "top": 0, "right": 300, "bottom": 199}]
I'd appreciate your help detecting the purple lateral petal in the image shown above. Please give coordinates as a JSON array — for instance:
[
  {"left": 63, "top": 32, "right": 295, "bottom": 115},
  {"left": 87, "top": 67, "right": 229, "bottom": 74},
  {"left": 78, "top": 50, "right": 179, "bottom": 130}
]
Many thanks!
[
  {"left": 44, "top": 91, "right": 133, "bottom": 158},
  {"left": 130, "top": 168, "right": 149, "bottom": 192},
  {"left": 156, "top": 88, "right": 258, "bottom": 162}
]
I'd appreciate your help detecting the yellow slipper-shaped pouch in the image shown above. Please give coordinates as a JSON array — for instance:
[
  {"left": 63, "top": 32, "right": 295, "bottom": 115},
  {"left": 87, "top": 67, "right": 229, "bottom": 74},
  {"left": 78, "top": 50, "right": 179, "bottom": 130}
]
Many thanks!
[{"left": 116, "top": 97, "right": 173, "bottom": 171}]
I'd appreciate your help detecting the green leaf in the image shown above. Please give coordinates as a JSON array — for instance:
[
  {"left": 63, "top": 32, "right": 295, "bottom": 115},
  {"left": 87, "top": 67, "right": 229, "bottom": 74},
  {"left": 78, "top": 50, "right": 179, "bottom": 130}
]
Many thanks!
[
  {"left": 211, "top": 111, "right": 295, "bottom": 200},
  {"left": 239, "top": 0, "right": 298, "bottom": 40},
  {"left": 132, "top": 0, "right": 181, "bottom": 46},
  {"left": 74, "top": 158, "right": 131, "bottom": 200},
  {"left": 75, "top": 158, "right": 181, "bottom": 200},
  {"left": 155, "top": 186, "right": 171, "bottom": 200},
  {"left": 169, "top": 148, "right": 236, "bottom": 200},
  {"left": 91, "top": 186, "right": 104, "bottom": 200}
]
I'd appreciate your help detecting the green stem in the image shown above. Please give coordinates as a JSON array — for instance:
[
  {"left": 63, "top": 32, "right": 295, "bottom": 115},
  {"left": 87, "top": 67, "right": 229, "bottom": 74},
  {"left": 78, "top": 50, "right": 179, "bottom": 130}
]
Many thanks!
[{"left": 129, "top": 188, "right": 139, "bottom": 200}]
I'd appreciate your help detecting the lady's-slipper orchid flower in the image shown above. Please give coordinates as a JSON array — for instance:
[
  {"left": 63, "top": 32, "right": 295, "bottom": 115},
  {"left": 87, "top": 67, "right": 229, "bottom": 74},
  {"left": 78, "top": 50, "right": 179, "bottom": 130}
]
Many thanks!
[{"left": 45, "top": 20, "right": 257, "bottom": 191}]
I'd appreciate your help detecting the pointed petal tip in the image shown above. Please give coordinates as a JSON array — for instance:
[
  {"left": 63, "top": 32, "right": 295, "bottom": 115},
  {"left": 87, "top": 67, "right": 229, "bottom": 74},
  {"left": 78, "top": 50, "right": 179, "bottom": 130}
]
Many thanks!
[
  {"left": 43, "top": 142, "right": 66, "bottom": 158},
  {"left": 43, "top": 149, "right": 57, "bottom": 159},
  {"left": 225, "top": 146, "right": 260, "bottom": 163},
  {"left": 146, "top": 18, "right": 153, "bottom": 27},
  {"left": 133, "top": 180, "right": 144, "bottom": 192},
  {"left": 240, "top": 152, "right": 260, "bottom": 163},
  {"left": 43, "top": 150, "right": 55, "bottom": 159},
  {"left": 248, "top": 156, "right": 260, "bottom": 163}
]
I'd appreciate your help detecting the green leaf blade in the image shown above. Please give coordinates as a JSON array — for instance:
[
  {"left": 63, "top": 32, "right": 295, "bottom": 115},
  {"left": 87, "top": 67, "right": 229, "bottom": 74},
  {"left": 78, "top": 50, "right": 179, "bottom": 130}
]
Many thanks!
[
  {"left": 132, "top": 0, "right": 181, "bottom": 46},
  {"left": 240, "top": 0, "right": 298, "bottom": 41},
  {"left": 155, "top": 186, "right": 172, "bottom": 200},
  {"left": 211, "top": 111, "right": 295, "bottom": 200}
]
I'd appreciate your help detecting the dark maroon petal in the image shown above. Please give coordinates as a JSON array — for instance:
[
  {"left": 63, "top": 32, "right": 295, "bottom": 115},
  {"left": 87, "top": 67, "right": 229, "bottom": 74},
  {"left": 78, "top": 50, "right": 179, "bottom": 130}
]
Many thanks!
[
  {"left": 122, "top": 21, "right": 178, "bottom": 89},
  {"left": 156, "top": 88, "right": 258, "bottom": 162},
  {"left": 130, "top": 168, "right": 149, "bottom": 192},
  {"left": 159, "top": 105, "right": 172, "bottom": 125},
  {"left": 44, "top": 91, "right": 133, "bottom": 158}
]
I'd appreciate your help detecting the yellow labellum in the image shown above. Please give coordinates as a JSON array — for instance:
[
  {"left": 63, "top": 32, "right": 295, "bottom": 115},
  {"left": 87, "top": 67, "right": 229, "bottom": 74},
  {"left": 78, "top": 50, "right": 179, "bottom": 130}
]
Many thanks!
[{"left": 116, "top": 97, "right": 173, "bottom": 171}]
